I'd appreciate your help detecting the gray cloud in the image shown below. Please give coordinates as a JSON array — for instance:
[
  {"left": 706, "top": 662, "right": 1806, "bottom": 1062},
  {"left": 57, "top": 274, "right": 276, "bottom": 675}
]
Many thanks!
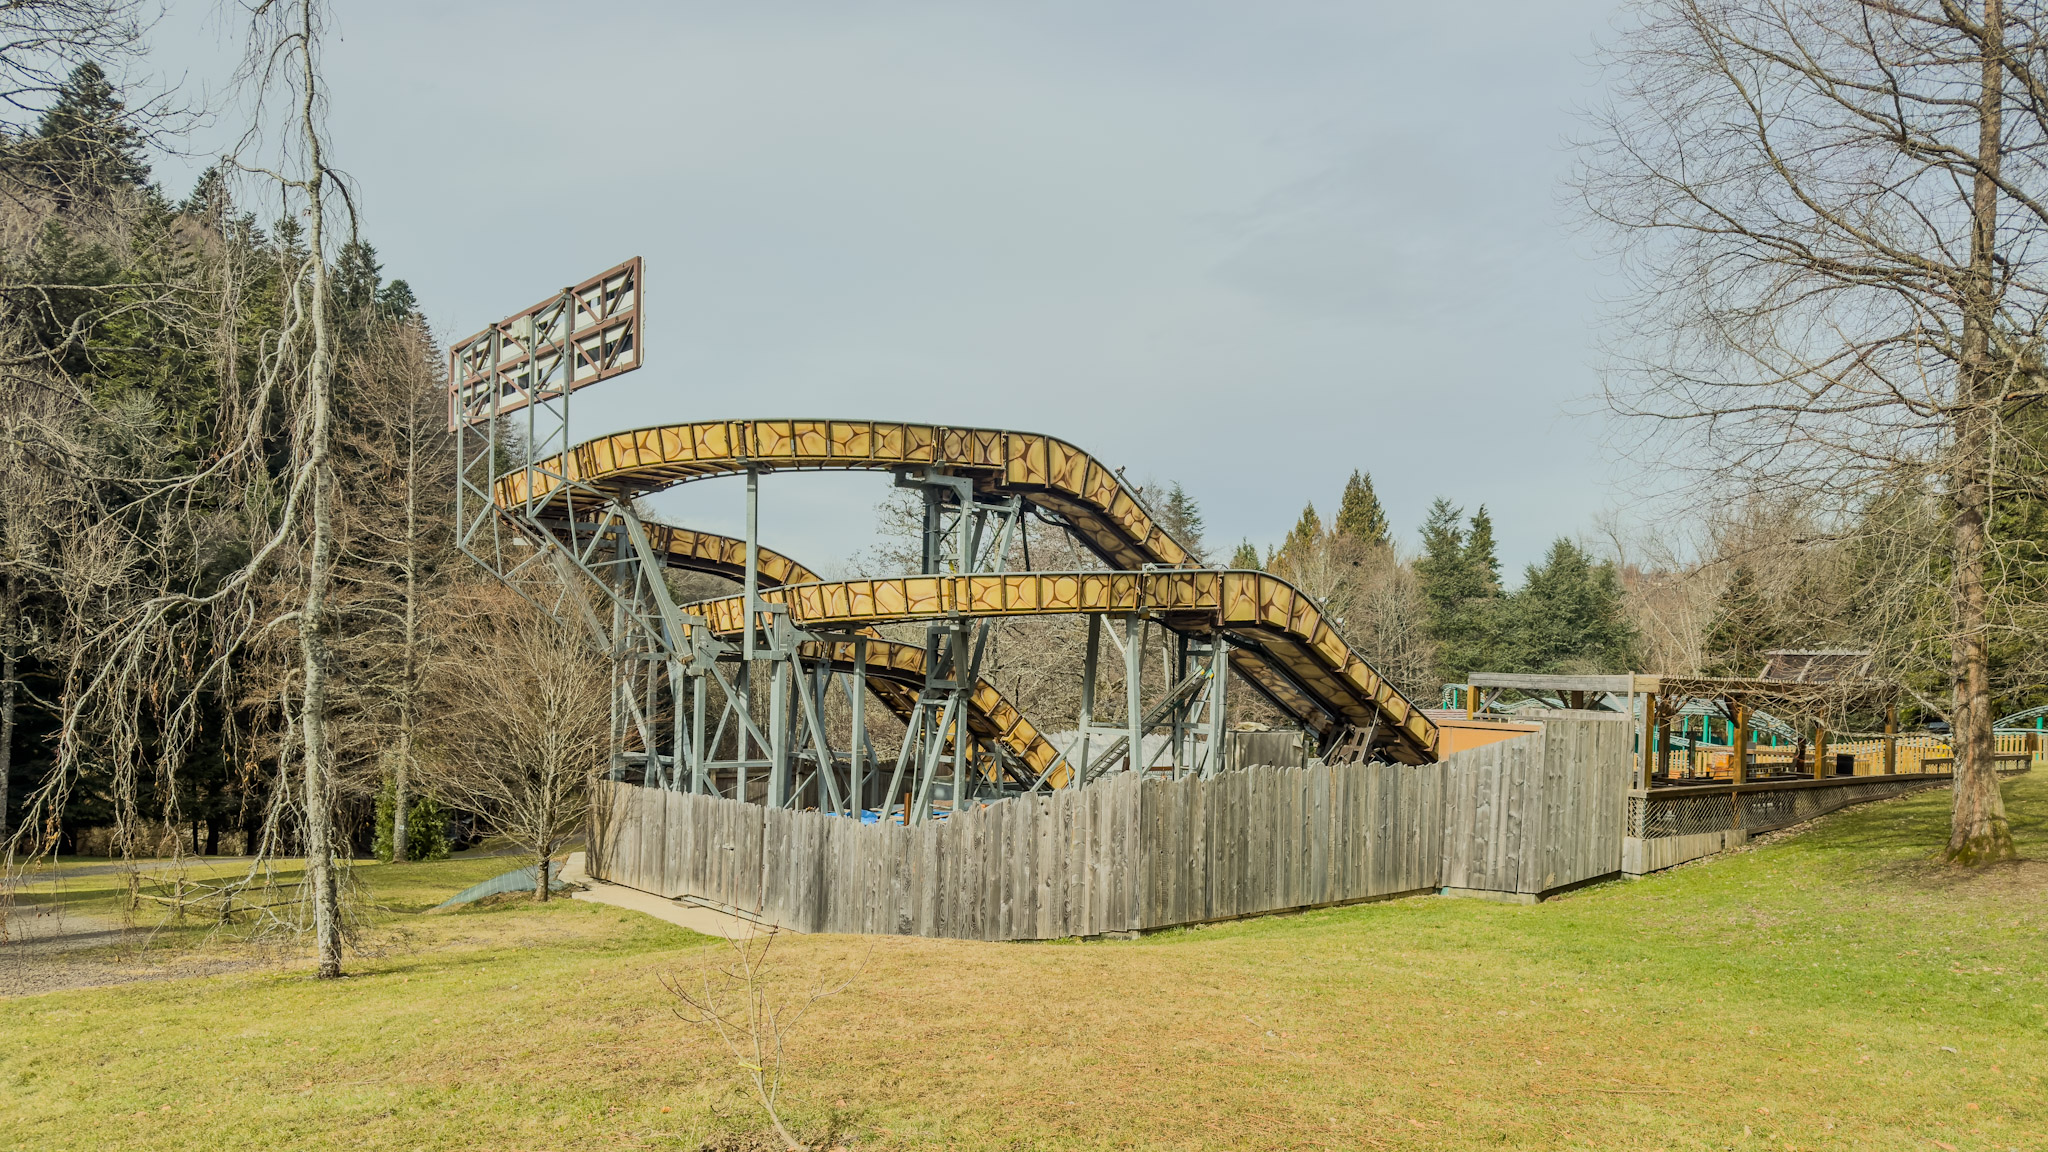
[{"left": 149, "top": 0, "right": 1627, "bottom": 578}]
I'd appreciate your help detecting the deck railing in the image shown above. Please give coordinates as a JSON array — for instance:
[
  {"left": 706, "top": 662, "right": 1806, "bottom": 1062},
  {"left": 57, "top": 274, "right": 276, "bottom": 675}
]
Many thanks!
[
  {"left": 1660, "top": 731, "right": 2044, "bottom": 780},
  {"left": 1623, "top": 737, "right": 2035, "bottom": 874}
]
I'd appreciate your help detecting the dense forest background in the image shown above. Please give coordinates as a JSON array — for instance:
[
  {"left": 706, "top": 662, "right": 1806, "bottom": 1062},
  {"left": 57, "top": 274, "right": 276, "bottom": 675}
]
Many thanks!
[{"left": 0, "top": 55, "right": 456, "bottom": 860}]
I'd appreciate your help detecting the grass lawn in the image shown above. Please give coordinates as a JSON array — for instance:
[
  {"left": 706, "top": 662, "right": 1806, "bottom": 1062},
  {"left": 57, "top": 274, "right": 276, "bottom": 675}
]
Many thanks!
[{"left": 3, "top": 775, "right": 2046, "bottom": 1150}]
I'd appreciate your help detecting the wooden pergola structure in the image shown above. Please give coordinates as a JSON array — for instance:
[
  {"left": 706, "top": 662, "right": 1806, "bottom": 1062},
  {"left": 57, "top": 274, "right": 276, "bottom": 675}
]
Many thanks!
[{"left": 1461, "top": 672, "right": 1902, "bottom": 790}]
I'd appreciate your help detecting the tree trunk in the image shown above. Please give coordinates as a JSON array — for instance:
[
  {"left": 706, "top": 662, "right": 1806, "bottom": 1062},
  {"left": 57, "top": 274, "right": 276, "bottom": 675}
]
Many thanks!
[
  {"left": 0, "top": 574, "right": 17, "bottom": 840},
  {"left": 1947, "top": 0, "right": 2018, "bottom": 865},
  {"left": 296, "top": 0, "right": 346, "bottom": 974},
  {"left": 391, "top": 737, "right": 409, "bottom": 864},
  {"left": 391, "top": 411, "right": 420, "bottom": 864},
  {"left": 536, "top": 789, "right": 553, "bottom": 902}
]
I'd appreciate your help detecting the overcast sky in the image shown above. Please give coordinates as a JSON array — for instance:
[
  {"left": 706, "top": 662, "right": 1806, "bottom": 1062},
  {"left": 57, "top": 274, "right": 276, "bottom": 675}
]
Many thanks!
[{"left": 150, "top": 1, "right": 1631, "bottom": 580}]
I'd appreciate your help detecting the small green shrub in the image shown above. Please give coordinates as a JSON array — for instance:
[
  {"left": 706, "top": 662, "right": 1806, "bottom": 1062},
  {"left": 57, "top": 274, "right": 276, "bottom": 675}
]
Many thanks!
[{"left": 372, "top": 775, "right": 451, "bottom": 862}]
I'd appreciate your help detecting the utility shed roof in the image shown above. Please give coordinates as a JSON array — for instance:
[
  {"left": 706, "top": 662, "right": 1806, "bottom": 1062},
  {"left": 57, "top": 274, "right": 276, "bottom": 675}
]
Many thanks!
[{"left": 1757, "top": 650, "right": 1874, "bottom": 682}]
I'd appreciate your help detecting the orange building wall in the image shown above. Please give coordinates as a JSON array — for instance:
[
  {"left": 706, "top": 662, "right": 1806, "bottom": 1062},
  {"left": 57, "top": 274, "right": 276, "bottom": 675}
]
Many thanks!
[{"left": 1433, "top": 718, "right": 1542, "bottom": 757}]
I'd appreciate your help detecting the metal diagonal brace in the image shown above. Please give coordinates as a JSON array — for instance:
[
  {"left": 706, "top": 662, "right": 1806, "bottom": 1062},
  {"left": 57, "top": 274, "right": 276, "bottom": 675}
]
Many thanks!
[{"left": 1075, "top": 663, "right": 1215, "bottom": 787}]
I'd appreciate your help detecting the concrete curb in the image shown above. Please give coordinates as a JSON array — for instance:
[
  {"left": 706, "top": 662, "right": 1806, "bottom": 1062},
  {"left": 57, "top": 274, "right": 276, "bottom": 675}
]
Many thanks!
[{"left": 560, "top": 852, "right": 774, "bottom": 940}]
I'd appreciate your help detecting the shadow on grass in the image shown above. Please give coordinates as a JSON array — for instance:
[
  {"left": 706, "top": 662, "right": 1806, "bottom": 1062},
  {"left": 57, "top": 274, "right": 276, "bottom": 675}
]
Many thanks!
[{"left": 1772, "top": 770, "right": 2048, "bottom": 894}]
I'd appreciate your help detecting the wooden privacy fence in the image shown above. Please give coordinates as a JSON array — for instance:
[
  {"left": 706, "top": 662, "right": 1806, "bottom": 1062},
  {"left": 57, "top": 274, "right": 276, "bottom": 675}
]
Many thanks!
[
  {"left": 1440, "top": 710, "right": 1631, "bottom": 897},
  {"left": 591, "top": 715, "right": 1631, "bottom": 941}
]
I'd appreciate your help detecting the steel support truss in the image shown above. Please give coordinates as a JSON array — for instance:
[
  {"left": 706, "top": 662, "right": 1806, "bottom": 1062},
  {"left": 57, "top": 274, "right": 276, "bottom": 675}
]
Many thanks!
[{"left": 1062, "top": 613, "right": 1229, "bottom": 790}]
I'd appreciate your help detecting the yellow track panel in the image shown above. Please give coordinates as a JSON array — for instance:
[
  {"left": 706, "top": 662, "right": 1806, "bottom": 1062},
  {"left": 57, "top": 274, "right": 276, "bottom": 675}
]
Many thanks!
[
  {"left": 628, "top": 524, "right": 1070, "bottom": 788},
  {"left": 684, "top": 571, "right": 1437, "bottom": 765},
  {"left": 500, "top": 420, "right": 1195, "bottom": 571},
  {"left": 639, "top": 523, "right": 822, "bottom": 585}
]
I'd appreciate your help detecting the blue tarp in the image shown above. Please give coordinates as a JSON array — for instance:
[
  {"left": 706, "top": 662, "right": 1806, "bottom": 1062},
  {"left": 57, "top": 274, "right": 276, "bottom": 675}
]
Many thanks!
[{"left": 434, "top": 861, "right": 568, "bottom": 909}]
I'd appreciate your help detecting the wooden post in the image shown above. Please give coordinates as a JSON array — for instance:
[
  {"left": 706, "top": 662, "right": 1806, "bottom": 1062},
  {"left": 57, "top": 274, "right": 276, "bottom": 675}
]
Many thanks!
[
  {"left": 1657, "top": 700, "right": 1673, "bottom": 779},
  {"left": 1812, "top": 723, "right": 1829, "bottom": 780},
  {"left": 1639, "top": 693, "right": 1659, "bottom": 789},
  {"left": 1465, "top": 683, "right": 1476, "bottom": 720},
  {"left": 1731, "top": 703, "right": 1748, "bottom": 785},
  {"left": 1883, "top": 703, "right": 1898, "bottom": 775}
]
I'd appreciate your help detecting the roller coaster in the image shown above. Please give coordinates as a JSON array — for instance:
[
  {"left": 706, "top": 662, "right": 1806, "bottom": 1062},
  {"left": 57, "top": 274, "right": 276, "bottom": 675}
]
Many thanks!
[{"left": 452, "top": 259, "right": 1438, "bottom": 824}]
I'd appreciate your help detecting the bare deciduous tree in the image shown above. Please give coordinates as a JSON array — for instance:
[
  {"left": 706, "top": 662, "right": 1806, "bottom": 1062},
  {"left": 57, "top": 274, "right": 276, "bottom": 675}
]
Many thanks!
[
  {"left": 662, "top": 930, "right": 865, "bottom": 1151},
  {"left": 429, "top": 589, "right": 609, "bottom": 900},
  {"left": 1580, "top": 0, "right": 2048, "bottom": 862},
  {"left": 333, "top": 319, "right": 454, "bottom": 863},
  {"left": 219, "top": 0, "right": 354, "bottom": 974},
  {"left": 1270, "top": 526, "right": 1437, "bottom": 705}
]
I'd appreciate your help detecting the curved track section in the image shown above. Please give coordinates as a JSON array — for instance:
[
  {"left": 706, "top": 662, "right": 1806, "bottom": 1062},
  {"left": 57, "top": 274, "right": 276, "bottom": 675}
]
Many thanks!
[
  {"left": 640, "top": 523, "right": 823, "bottom": 585},
  {"left": 687, "top": 570, "right": 1435, "bottom": 765},
  {"left": 638, "top": 525, "right": 1070, "bottom": 786},
  {"left": 507, "top": 419, "right": 1197, "bottom": 570}
]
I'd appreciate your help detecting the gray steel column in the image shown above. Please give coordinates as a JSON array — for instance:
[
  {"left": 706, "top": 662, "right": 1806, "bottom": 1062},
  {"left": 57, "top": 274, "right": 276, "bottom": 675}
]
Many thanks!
[
  {"left": 744, "top": 465, "right": 763, "bottom": 802},
  {"left": 743, "top": 466, "right": 760, "bottom": 661},
  {"left": 1205, "top": 640, "right": 1229, "bottom": 777},
  {"left": 852, "top": 638, "right": 868, "bottom": 812},
  {"left": 769, "top": 658, "right": 790, "bottom": 807},
  {"left": 736, "top": 664, "right": 751, "bottom": 803},
  {"left": 954, "top": 689, "right": 970, "bottom": 813},
  {"left": 668, "top": 660, "right": 685, "bottom": 791},
  {"left": 1125, "top": 614, "right": 1144, "bottom": 773},
  {"left": 1171, "top": 634, "right": 1189, "bottom": 778},
  {"left": 1076, "top": 615, "right": 1101, "bottom": 778},
  {"left": 690, "top": 672, "right": 708, "bottom": 794},
  {"left": 608, "top": 521, "right": 630, "bottom": 781}
]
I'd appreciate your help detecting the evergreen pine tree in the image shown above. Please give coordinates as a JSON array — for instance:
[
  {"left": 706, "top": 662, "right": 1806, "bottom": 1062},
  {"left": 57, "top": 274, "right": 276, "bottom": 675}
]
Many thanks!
[
  {"left": 1415, "top": 499, "right": 1512, "bottom": 682},
  {"left": 373, "top": 775, "right": 450, "bottom": 862},
  {"left": 334, "top": 239, "right": 382, "bottom": 313},
  {"left": 1276, "top": 503, "right": 1322, "bottom": 570},
  {"left": 1156, "top": 482, "right": 1207, "bottom": 561},
  {"left": 1415, "top": 499, "right": 1470, "bottom": 620},
  {"left": 1505, "top": 539, "right": 1635, "bottom": 674},
  {"left": 23, "top": 62, "right": 151, "bottom": 204},
  {"left": 1230, "top": 539, "right": 1261, "bottom": 569},
  {"left": 273, "top": 215, "right": 309, "bottom": 286},
  {"left": 1334, "top": 470, "right": 1391, "bottom": 549},
  {"left": 1701, "top": 564, "right": 1782, "bottom": 677},
  {"left": 181, "top": 166, "right": 229, "bottom": 223},
  {"left": 1463, "top": 505, "right": 1502, "bottom": 596},
  {"left": 376, "top": 278, "right": 419, "bottom": 320}
]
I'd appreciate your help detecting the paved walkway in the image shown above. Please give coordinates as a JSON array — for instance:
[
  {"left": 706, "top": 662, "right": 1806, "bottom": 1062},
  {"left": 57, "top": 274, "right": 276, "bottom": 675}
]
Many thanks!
[{"left": 558, "top": 853, "right": 779, "bottom": 940}]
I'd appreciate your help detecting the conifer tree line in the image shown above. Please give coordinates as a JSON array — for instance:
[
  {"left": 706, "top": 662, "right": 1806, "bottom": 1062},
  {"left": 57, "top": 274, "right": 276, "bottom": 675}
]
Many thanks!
[
  {"left": 0, "top": 3, "right": 594, "bottom": 973},
  {"left": 1212, "top": 462, "right": 2043, "bottom": 759},
  {"left": 1206, "top": 471, "right": 1634, "bottom": 704}
]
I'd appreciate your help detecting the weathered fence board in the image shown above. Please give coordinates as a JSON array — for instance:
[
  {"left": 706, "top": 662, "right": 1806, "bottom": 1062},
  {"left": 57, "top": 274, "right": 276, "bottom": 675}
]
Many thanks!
[
  {"left": 1434, "top": 713, "right": 1625, "bottom": 896},
  {"left": 591, "top": 716, "right": 1630, "bottom": 940}
]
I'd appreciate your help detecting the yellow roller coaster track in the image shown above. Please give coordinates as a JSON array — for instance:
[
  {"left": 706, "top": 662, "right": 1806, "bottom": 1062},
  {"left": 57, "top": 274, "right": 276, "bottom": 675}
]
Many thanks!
[
  {"left": 503, "top": 419, "right": 1195, "bottom": 570},
  {"left": 638, "top": 525, "right": 1071, "bottom": 787},
  {"left": 505, "top": 419, "right": 1437, "bottom": 765},
  {"left": 686, "top": 570, "right": 1435, "bottom": 765}
]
